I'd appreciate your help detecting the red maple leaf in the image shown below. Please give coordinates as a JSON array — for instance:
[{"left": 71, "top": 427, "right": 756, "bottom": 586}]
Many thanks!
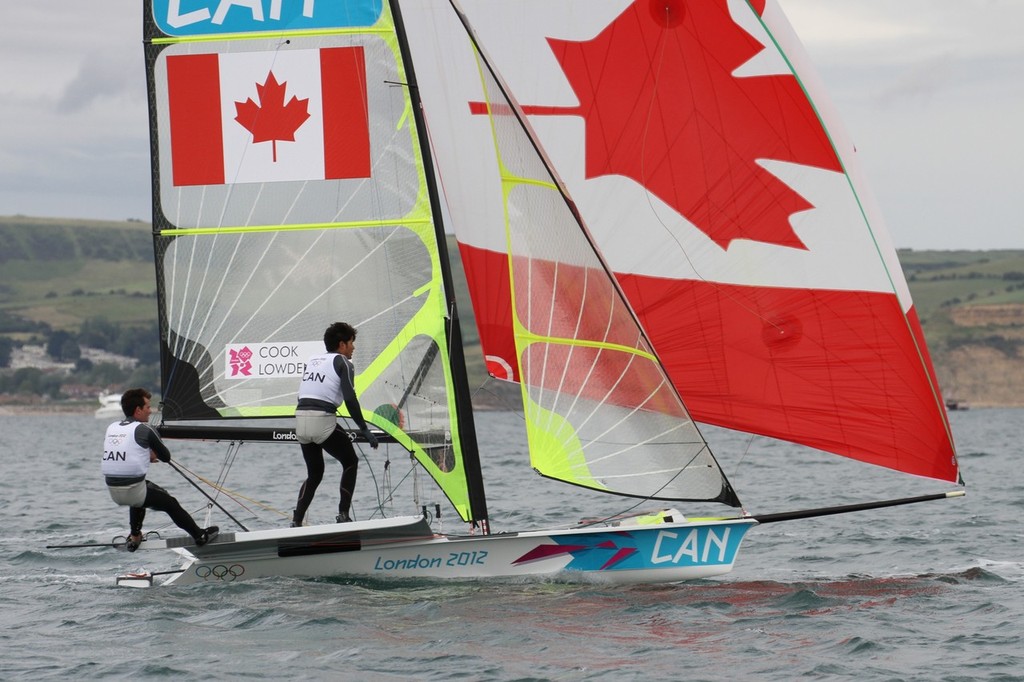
[
  {"left": 541, "top": 0, "right": 842, "bottom": 250},
  {"left": 234, "top": 71, "right": 311, "bottom": 162}
]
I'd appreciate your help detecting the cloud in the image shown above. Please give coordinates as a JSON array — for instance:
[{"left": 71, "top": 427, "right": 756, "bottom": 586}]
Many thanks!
[
  {"left": 0, "top": 0, "right": 1019, "bottom": 247},
  {"left": 0, "top": 2, "right": 148, "bottom": 221},
  {"left": 56, "top": 46, "right": 141, "bottom": 114}
]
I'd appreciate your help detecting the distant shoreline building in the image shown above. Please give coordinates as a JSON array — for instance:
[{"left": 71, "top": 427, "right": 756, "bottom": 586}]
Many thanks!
[{"left": 9, "top": 345, "right": 137, "bottom": 373}]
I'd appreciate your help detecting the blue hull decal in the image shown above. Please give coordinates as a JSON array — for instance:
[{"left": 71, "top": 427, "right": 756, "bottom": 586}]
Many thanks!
[
  {"left": 153, "top": 0, "right": 384, "bottom": 37},
  {"left": 515, "top": 524, "right": 750, "bottom": 572}
]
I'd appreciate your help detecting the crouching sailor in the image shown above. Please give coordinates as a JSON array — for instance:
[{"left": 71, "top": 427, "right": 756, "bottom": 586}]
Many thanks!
[{"left": 101, "top": 388, "right": 218, "bottom": 551}]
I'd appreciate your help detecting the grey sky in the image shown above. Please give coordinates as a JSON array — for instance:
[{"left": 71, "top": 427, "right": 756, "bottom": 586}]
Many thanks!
[{"left": 0, "top": 1, "right": 1020, "bottom": 249}]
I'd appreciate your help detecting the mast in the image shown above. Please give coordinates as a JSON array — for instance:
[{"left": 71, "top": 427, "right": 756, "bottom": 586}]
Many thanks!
[
  {"left": 142, "top": 9, "right": 174, "bottom": 421},
  {"left": 389, "top": 0, "right": 489, "bottom": 531}
]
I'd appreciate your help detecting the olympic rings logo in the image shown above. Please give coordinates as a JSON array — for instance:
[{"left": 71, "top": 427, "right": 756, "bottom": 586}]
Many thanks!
[{"left": 194, "top": 564, "right": 245, "bottom": 581}]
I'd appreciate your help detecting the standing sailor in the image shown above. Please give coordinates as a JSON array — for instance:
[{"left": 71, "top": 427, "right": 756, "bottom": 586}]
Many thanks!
[
  {"left": 292, "top": 322, "right": 379, "bottom": 526},
  {"left": 101, "top": 388, "right": 218, "bottom": 551}
]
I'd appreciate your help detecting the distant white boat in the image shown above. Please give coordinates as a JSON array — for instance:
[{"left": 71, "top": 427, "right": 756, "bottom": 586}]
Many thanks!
[{"left": 94, "top": 393, "right": 122, "bottom": 420}]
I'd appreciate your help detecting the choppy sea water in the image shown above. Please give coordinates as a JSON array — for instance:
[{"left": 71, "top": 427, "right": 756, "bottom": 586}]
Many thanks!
[{"left": 2, "top": 408, "right": 1021, "bottom": 680}]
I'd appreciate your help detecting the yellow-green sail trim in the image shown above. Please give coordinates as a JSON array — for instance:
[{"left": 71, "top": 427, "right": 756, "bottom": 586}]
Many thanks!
[
  {"left": 151, "top": 26, "right": 394, "bottom": 46},
  {"left": 157, "top": 218, "right": 431, "bottom": 237},
  {"left": 372, "top": 10, "right": 472, "bottom": 521},
  {"left": 468, "top": 65, "right": 626, "bottom": 492}
]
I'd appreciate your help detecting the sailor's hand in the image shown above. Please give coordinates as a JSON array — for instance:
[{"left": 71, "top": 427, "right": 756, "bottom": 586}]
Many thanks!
[
  {"left": 361, "top": 428, "right": 379, "bottom": 449},
  {"left": 150, "top": 451, "right": 159, "bottom": 463}
]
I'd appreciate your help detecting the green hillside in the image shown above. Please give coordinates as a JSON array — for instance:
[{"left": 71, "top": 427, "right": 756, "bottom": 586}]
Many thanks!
[
  {"left": 899, "top": 249, "right": 1024, "bottom": 314},
  {"left": 4, "top": 215, "right": 1022, "bottom": 346},
  {"left": 0, "top": 216, "right": 157, "bottom": 335},
  {"left": 897, "top": 249, "right": 1024, "bottom": 343},
  {"left": 0, "top": 215, "right": 494, "bottom": 393},
  {"left": 2, "top": 215, "right": 1021, "bottom": 406}
]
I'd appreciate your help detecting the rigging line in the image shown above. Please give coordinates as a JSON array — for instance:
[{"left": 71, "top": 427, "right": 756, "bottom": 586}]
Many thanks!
[
  {"left": 575, "top": 496, "right": 652, "bottom": 529},
  {"left": 358, "top": 445, "right": 397, "bottom": 521},
  {"left": 212, "top": 440, "right": 243, "bottom": 503},
  {"left": 201, "top": 443, "right": 230, "bottom": 508},
  {"left": 574, "top": 464, "right": 719, "bottom": 529},
  {"left": 167, "top": 459, "right": 250, "bottom": 531},
  {"left": 470, "top": 378, "right": 523, "bottom": 413},
  {"left": 728, "top": 429, "right": 759, "bottom": 482},
  {"left": 173, "top": 458, "right": 287, "bottom": 520}
]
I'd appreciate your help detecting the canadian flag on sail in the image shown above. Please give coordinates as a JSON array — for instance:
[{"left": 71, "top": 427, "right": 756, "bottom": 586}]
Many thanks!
[
  {"left": 399, "top": 0, "right": 960, "bottom": 483},
  {"left": 166, "top": 47, "right": 370, "bottom": 187}
]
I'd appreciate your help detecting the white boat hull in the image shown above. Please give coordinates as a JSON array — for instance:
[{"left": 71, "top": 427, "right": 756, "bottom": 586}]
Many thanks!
[{"left": 134, "top": 515, "right": 756, "bottom": 586}]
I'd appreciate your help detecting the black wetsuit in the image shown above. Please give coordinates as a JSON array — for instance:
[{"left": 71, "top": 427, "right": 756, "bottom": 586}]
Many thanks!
[{"left": 104, "top": 421, "right": 204, "bottom": 539}]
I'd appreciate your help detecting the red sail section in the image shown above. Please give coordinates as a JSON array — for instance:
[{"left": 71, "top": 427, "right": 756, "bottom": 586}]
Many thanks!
[
  {"left": 167, "top": 54, "right": 225, "bottom": 186},
  {"left": 546, "top": 0, "right": 840, "bottom": 251},
  {"left": 460, "top": 242, "right": 958, "bottom": 482}
]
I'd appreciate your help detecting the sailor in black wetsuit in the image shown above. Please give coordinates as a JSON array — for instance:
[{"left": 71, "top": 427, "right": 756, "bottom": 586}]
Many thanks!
[
  {"left": 292, "top": 322, "right": 379, "bottom": 526},
  {"left": 101, "top": 388, "right": 218, "bottom": 551}
]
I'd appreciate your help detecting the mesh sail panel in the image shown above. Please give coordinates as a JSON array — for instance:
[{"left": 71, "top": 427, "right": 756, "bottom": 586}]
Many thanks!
[{"left": 471, "top": 51, "right": 738, "bottom": 505}]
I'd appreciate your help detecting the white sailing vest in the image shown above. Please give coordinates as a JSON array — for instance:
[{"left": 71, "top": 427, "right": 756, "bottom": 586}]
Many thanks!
[
  {"left": 101, "top": 420, "right": 151, "bottom": 478},
  {"left": 298, "top": 352, "right": 353, "bottom": 407}
]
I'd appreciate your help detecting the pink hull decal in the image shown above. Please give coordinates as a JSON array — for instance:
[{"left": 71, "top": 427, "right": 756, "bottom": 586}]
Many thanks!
[
  {"left": 513, "top": 543, "right": 590, "bottom": 565},
  {"left": 600, "top": 547, "right": 639, "bottom": 570}
]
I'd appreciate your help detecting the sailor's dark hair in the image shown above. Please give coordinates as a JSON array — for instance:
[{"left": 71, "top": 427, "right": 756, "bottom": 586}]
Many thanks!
[
  {"left": 324, "top": 322, "right": 357, "bottom": 351},
  {"left": 121, "top": 388, "right": 151, "bottom": 419}
]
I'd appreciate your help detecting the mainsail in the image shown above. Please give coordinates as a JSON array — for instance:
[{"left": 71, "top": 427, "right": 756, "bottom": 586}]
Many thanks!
[
  {"left": 142, "top": 0, "right": 486, "bottom": 522},
  {"left": 403, "top": 0, "right": 960, "bottom": 484}
]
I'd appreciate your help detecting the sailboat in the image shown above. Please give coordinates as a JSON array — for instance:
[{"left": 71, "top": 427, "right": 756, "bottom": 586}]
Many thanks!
[
  {"left": 94, "top": 392, "right": 123, "bottom": 420},
  {"left": 117, "top": 0, "right": 962, "bottom": 587}
]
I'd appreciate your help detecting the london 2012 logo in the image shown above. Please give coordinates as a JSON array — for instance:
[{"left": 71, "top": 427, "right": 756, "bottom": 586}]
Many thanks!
[
  {"left": 228, "top": 346, "right": 253, "bottom": 376},
  {"left": 225, "top": 341, "right": 321, "bottom": 380}
]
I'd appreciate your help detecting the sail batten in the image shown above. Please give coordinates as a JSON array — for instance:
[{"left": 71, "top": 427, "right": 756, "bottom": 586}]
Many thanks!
[{"left": 158, "top": 218, "right": 432, "bottom": 235}]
